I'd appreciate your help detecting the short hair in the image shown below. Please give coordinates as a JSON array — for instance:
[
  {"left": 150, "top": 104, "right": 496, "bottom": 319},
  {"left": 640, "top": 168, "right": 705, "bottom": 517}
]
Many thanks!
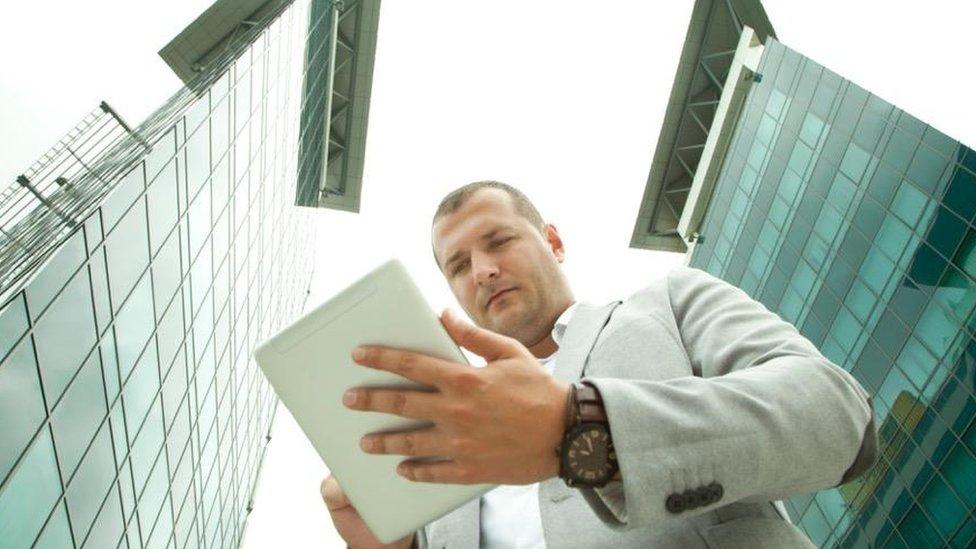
[{"left": 432, "top": 180, "right": 545, "bottom": 232}]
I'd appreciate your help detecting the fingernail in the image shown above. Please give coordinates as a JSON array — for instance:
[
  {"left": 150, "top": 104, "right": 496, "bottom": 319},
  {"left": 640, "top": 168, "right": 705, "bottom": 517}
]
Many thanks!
[
  {"left": 360, "top": 437, "right": 374, "bottom": 452},
  {"left": 397, "top": 464, "right": 408, "bottom": 477},
  {"left": 352, "top": 347, "right": 365, "bottom": 361},
  {"left": 342, "top": 390, "right": 358, "bottom": 407}
]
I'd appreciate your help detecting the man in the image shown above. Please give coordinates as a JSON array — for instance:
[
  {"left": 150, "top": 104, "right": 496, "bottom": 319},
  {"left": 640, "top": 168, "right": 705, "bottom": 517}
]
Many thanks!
[{"left": 320, "top": 181, "right": 877, "bottom": 548}]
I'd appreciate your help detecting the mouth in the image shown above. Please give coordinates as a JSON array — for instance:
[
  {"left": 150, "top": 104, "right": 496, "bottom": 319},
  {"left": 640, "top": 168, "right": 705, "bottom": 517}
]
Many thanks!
[{"left": 486, "top": 288, "right": 516, "bottom": 310}]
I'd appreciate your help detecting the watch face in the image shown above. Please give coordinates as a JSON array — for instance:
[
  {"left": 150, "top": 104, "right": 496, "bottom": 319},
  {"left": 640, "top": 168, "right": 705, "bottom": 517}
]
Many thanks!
[{"left": 563, "top": 422, "right": 616, "bottom": 485}]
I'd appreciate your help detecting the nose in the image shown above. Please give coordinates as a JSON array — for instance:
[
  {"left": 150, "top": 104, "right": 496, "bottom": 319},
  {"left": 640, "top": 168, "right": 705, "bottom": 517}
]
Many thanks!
[{"left": 471, "top": 251, "right": 499, "bottom": 286}]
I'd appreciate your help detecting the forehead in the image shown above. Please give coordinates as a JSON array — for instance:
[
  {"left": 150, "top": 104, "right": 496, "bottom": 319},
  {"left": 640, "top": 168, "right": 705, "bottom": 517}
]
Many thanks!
[{"left": 432, "top": 189, "right": 525, "bottom": 263}]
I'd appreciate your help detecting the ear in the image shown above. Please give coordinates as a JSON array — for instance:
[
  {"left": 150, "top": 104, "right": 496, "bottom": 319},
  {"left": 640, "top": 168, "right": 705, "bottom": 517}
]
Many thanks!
[{"left": 544, "top": 224, "right": 566, "bottom": 263}]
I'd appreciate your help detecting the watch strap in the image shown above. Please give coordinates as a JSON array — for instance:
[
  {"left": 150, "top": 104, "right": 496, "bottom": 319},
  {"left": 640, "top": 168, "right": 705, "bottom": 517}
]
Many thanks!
[{"left": 573, "top": 381, "right": 608, "bottom": 424}]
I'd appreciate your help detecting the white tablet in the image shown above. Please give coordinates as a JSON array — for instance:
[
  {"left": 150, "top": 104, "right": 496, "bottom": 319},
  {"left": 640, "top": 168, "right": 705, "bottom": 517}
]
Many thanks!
[{"left": 253, "top": 258, "right": 493, "bottom": 543}]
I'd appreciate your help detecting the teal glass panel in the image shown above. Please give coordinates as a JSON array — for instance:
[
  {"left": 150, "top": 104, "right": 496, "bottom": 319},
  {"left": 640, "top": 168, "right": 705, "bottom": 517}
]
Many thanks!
[
  {"left": 0, "top": 429, "right": 62, "bottom": 549},
  {"left": 0, "top": 336, "right": 45, "bottom": 484},
  {"left": 100, "top": 164, "right": 146, "bottom": 233},
  {"left": 890, "top": 181, "right": 930, "bottom": 231},
  {"left": 33, "top": 501, "right": 72, "bottom": 549},
  {"left": 152, "top": 230, "right": 183, "bottom": 322},
  {"left": 51, "top": 351, "right": 106, "bottom": 479},
  {"left": 877, "top": 216, "right": 912, "bottom": 264},
  {"left": 65, "top": 423, "right": 115, "bottom": 542},
  {"left": 82, "top": 484, "right": 124, "bottom": 549},
  {"left": 24, "top": 230, "right": 85, "bottom": 322},
  {"left": 146, "top": 158, "right": 179, "bottom": 257},
  {"left": 0, "top": 293, "right": 28, "bottom": 361},
  {"left": 123, "top": 343, "right": 159, "bottom": 439},
  {"left": 920, "top": 473, "right": 965, "bottom": 537},
  {"left": 105, "top": 198, "right": 150, "bottom": 313},
  {"left": 89, "top": 247, "right": 112, "bottom": 335},
  {"left": 926, "top": 206, "right": 967, "bottom": 260},
  {"left": 840, "top": 143, "right": 872, "bottom": 183},
  {"left": 908, "top": 144, "right": 949, "bottom": 195},
  {"left": 115, "top": 274, "right": 154, "bottom": 381},
  {"left": 942, "top": 167, "right": 976, "bottom": 222},
  {"left": 130, "top": 400, "right": 164, "bottom": 493},
  {"left": 32, "top": 269, "right": 97, "bottom": 405}
]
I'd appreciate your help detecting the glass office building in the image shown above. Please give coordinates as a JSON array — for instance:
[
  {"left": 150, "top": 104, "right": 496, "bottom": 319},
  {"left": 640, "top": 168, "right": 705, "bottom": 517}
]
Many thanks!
[
  {"left": 0, "top": 0, "right": 380, "bottom": 546},
  {"left": 631, "top": 1, "right": 976, "bottom": 547}
]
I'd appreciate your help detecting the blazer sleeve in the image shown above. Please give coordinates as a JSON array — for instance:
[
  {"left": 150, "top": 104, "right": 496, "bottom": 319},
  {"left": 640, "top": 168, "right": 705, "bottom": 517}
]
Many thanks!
[{"left": 579, "top": 266, "right": 878, "bottom": 530}]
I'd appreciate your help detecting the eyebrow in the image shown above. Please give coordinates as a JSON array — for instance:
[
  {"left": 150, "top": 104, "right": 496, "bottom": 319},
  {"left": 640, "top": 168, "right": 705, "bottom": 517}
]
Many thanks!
[{"left": 443, "top": 226, "right": 514, "bottom": 271}]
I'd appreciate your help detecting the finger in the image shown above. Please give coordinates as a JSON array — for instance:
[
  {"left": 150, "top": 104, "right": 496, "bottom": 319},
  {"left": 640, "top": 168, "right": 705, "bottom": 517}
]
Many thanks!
[
  {"left": 440, "top": 309, "right": 518, "bottom": 361},
  {"left": 320, "top": 476, "right": 352, "bottom": 511},
  {"left": 360, "top": 427, "right": 446, "bottom": 457},
  {"left": 352, "top": 346, "right": 458, "bottom": 387},
  {"left": 397, "top": 459, "right": 478, "bottom": 484},
  {"left": 342, "top": 388, "right": 439, "bottom": 419}
]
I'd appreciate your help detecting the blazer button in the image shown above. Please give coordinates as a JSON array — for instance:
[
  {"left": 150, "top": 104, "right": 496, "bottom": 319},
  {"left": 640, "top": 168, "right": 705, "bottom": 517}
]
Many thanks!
[
  {"left": 694, "top": 486, "right": 713, "bottom": 507},
  {"left": 665, "top": 493, "right": 685, "bottom": 514},
  {"left": 707, "top": 482, "right": 724, "bottom": 504}
]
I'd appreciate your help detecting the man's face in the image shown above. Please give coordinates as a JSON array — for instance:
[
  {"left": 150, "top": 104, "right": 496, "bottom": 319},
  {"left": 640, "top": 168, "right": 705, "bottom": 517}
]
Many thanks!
[{"left": 432, "top": 188, "right": 573, "bottom": 346}]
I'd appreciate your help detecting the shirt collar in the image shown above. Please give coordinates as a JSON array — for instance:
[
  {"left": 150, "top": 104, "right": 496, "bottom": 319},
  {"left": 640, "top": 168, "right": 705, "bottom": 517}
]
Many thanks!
[{"left": 551, "top": 302, "right": 578, "bottom": 348}]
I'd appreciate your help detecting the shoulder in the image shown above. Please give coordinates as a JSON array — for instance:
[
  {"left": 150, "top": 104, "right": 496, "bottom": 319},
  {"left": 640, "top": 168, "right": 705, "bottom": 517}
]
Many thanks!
[{"left": 622, "top": 264, "right": 718, "bottom": 305}]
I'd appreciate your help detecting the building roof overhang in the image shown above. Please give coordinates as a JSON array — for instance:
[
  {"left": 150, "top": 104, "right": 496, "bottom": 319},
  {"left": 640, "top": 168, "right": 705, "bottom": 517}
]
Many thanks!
[{"left": 629, "top": 0, "right": 775, "bottom": 253}]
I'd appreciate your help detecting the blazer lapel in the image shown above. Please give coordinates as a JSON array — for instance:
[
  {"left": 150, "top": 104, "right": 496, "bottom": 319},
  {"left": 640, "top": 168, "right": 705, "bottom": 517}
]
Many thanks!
[{"left": 552, "top": 301, "right": 620, "bottom": 384}]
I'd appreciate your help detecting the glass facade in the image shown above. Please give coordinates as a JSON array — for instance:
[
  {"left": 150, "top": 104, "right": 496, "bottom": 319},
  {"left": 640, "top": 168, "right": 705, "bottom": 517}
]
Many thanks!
[
  {"left": 0, "top": 1, "right": 321, "bottom": 547},
  {"left": 690, "top": 39, "right": 976, "bottom": 547}
]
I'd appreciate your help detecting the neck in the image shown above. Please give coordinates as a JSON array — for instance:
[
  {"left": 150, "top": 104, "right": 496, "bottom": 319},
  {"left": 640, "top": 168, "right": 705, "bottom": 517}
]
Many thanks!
[
  {"left": 525, "top": 299, "right": 576, "bottom": 358},
  {"left": 528, "top": 334, "right": 559, "bottom": 358}
]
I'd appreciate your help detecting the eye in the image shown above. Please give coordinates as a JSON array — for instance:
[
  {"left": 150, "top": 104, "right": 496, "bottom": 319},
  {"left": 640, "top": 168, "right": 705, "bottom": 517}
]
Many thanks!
[
  {"left": 491, "top": 236, "right": 515, "bottom": 249},
  {"left": 450, "top": 259, "right": 470, "bottom": 277}
]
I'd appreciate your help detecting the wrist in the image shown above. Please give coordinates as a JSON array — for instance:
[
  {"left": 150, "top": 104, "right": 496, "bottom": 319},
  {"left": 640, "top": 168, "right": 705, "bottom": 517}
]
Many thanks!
[
  {"left": 556, "top": 381, "right": 619, "bottom": 487},
  {"left": 545, "top": 380, "right": 572, "bottom": 479}
]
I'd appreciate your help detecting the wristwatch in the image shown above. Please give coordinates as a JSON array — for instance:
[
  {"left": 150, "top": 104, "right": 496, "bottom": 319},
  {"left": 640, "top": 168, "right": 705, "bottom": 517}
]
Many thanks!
[{"left": 556, "top": 381, "right": 618, "bottom": 487}]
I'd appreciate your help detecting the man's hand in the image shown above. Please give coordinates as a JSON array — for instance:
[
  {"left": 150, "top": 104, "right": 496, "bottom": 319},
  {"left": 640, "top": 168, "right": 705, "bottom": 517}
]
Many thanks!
[
  {"left": 320, "top": 474, "right": 415, "bottom": 549},
  {"left": 343, "top": 309, "right": 570, "bottom": 485}
]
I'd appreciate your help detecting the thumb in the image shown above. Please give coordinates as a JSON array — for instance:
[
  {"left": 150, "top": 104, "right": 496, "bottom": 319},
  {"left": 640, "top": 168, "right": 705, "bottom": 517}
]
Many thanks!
[{"left": 440, "top": 309, "right": 517, "bottom": 361}]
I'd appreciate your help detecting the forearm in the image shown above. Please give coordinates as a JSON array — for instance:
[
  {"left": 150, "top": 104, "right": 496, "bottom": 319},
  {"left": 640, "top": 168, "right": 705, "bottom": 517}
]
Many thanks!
[{"left": 582, "top": 356, "right": 876, "bottom": 528}]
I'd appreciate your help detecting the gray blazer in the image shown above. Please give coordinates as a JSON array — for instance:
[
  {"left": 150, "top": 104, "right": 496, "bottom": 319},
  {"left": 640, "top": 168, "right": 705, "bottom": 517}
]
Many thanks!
[{"left": 417, "top": 266, "right": 878, "bottom": 548}]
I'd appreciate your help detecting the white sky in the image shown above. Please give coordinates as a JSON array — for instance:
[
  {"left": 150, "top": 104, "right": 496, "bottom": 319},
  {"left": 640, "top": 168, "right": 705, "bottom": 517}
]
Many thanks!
[{"left": 2, "top": 1, "right": 975, "bottom": 548}]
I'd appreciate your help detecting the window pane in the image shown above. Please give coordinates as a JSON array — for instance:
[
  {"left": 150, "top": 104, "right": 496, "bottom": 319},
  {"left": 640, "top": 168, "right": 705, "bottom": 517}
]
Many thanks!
[
  {"left": 33, "top": 269, "right": 97, "bottom": 405},
  {"left": 146, "top": 128, "right": 177, "bottom": 184},
  {"left": 33, "top": 500, "right": 72, "bottom": 549},
  {"left": 123, "top": 343, "right": 159, "bottom": 441},
  {"left": 25, "top": 230, "right": 86, "bottom": 322},
  {"left": 185, "top": 116, "right": 212, "bottom": 202},
  {"left": 152, "top": 230, "right": 183, "bottom": 321},
  {"left": 0, "top": 428, "right": 62, "bottom": 548},
  {"left": 0, "top": 337, "right": 46, "bottom": 484},
  {"left": 115, "top": 274, "right": 154, "bottom": 381},
  {"left": 100, "top": 164, "right": 146, "bottom": 233},
  {"left": 908, "top": 144, "right": 949, "bottom": 195},
  {"left": 130, "top": 400, "right": 164, "bottom": 493},
  {"left": 51, "top": 351, "right": 106, "bottom": 480},
  {"left": 105, "top": 198, "right": 150, "bottom": 313},
  {"left": 146, "top": 158, "right": 179, "bottom": 256},
  {"left": 188, "top": 181, "right": 212, "bottom": 263},
  {"left": 137, "top": 451, "right": 172, "bottom": 545},
  {"left": 156, "top": 297, "right": 185, "bottom": 379},
  {"left": 89, "top": 247, "right": 112, "bottom": 336},
  {"left": 65, "top": 423, "right": 115, "bottom": 543},
  {"left": 0, "top": 293, "right": 28, "bottom": 361},
  {"left": 82, "top": 481, "right": 124, "bottom": 549}
]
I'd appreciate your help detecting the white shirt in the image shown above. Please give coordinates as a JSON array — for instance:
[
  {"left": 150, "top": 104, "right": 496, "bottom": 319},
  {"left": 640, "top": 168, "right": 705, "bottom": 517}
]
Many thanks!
[{"left": 479, "top": 303, "right": 578, "bottom": 549}]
